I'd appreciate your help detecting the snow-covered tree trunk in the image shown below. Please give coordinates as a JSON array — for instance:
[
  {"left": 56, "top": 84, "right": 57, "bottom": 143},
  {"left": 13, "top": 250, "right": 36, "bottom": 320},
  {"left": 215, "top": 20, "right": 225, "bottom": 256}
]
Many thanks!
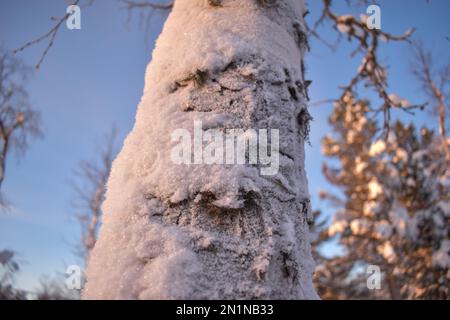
[{"left": 83, "top": 0, "right": 317, "bottom": 299}]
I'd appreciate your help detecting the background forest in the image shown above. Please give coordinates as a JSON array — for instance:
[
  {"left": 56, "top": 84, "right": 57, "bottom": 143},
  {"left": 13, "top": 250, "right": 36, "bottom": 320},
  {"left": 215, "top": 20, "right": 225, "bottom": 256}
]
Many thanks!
[{"left": 0, "top": 0, "right": 448, "bottom": 299}]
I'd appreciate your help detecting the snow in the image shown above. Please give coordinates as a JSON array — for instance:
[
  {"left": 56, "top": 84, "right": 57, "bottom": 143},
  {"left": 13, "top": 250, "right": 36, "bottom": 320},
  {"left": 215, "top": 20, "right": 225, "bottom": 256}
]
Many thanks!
[
  {"left": 328, "top": 219, "right": 348, "bottom": 237},
  {"left": 437, "top": 201, "right": 450, "bottom": 216},
  {"left": 388, "top": 94, "right": 410, "bottom": 107},
  {"left": 355, "top": 157, "right": 367, "bottom": 174},
  {"left": 350, "top": 219, "right": 370, "bottom": 235},
  {"left": 374, "top": 220, "right": 392, "bottom": 240},
  {"left": 395, "top": 148, "right": 408, "bottom": 162},
  {"left": 83, "top": 0, "right": 317, "bottom": 300},
  {"left": 363, "top": 201, "right": 378, "bottom": 217},
  {"left": 369, "top": 139, "right": 386, "bottom": 157},
  {"left": 336, "top": 15, "right": 353, "bottom": 34},
  {"left": 432, "top": 240, "right": 450, "bottom": 269},
  {"left": 337, "top": 23, "right": 351, "bottom": 34},
  {"left": 377, "top": 241, "right": 396, "bottom": 263},
  {"left": 359, "top": 14, "right": 368, "bottom": 24},
  {"left": 388, "top": 202, "right": 417, "bottom": 239},
  {"left": 316, "top": 84, "right": 449, "bottom": 298},
  {"left": 368, "top": 178, "right": 383, "bottom": 199}
]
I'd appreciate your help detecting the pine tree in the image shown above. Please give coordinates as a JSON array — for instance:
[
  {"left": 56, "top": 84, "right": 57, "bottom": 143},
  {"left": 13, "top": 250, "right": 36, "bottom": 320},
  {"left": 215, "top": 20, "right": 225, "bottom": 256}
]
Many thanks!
[
  {"left": 83, "top": 0, "right": 318, "bottom": 299},
  {"left": 313, "top": 92, "right": 449, "bottom": 299}
]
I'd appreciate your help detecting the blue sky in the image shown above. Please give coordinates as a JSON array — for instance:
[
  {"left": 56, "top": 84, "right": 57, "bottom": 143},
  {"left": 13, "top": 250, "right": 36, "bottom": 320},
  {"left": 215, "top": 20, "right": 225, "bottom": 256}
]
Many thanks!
[{"left": 0, "top": 0, "right": 448, "bottom": 291}]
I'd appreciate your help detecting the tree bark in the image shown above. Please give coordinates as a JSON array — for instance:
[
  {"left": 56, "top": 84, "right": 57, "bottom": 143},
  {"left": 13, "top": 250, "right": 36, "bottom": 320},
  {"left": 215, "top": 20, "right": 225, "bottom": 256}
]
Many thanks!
[{"left": 84, "top": 0, "right": 317, "bottom": 299}]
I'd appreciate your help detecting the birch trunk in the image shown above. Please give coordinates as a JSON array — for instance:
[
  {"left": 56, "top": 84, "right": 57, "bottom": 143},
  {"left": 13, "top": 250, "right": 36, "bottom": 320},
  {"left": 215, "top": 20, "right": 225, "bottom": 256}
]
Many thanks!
[{"left": 83, "top": 0, "right": 317, "bottom": 299}]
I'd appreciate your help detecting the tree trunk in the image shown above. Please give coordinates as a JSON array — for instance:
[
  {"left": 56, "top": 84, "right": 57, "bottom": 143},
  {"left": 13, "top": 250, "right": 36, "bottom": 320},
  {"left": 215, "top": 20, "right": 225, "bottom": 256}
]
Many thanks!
[{"left": 83, "top": 0, "right": 317, "bottom": 299}]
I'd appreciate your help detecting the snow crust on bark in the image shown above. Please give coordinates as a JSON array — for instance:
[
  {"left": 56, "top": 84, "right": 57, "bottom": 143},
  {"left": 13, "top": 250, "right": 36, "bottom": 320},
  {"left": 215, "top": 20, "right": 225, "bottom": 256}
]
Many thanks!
[{"left": 83, "top": 0, "right": 318, "bottom": 299}]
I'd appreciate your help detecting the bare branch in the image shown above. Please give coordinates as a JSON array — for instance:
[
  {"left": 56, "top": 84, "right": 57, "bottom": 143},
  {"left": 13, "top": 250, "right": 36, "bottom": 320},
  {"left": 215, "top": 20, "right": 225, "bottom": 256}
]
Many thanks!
[
  {"left": 306, "top": 0, "right": 425, "bottom": 139},
  {"left": 13, "top": 0, "right": 84, "bottom": 69},
  {"left": 71, "top": 127, "right": 119, "bottom": 263},
  {"left": 0, "top": 49, "right": 42, "bottom": 206},
  {"left": 120, "top": 0, "right": 173, "bottom": 10},
  {"left": 14, "top": 0, "right": 172, "bottom": 69},
  {"left": 120, "top": 0, "right": 173, "bottom": 40},
  {"left": 411, "top": 41, "right": 450, "bottom": 155}
]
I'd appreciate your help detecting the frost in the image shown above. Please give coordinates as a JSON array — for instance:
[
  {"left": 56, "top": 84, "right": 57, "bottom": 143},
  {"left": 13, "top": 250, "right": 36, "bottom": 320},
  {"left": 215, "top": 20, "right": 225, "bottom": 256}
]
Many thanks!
[
  {"left": 337, "top": 15, "right": 353, "bottom": 34},
  {"left": 388, "top": 94, "right": 409, "bottom": 107},
  {"left": 84, "top": 0, "right": 317, "bottom": 300}
]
